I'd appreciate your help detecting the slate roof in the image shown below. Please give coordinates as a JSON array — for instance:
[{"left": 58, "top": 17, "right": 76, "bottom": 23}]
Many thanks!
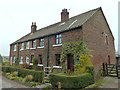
[{"left": 11, "top": 7, "right": 100, "bottom": 45}]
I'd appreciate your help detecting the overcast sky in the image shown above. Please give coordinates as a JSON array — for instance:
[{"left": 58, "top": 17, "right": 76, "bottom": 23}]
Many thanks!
[{"left": 0, "top": 0, "right": 119, "bottom": 56}]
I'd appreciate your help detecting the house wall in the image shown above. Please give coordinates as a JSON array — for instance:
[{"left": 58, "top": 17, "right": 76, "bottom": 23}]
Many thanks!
[
  {"left": 82, "top": 9, "right": 116, "bottom": 72},
  {"left": 9, "top": 28, "right": 83, "bottom": 67}
]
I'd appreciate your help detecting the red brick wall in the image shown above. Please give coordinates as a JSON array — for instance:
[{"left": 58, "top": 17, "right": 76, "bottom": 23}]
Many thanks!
[
  {"left": 82, "top": 9, "right": 116, "bottom": 72},
  {"left": 9, "top": 28, "right": 83, "bottom": 67}
]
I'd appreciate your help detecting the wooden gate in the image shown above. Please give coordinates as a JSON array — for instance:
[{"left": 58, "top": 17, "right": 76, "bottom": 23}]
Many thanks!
[{"left": 103, "top": 63, "right": 120, "bottom": 78}]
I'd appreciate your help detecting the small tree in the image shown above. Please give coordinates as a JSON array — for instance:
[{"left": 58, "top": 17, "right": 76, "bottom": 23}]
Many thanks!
[
  {"left": 33, "top": 58, "right": 38, "bottom": 70},
  {"left": 75, "top": 54, "right": 93, "bottom": 73},
  {"left": 15, "top": 58, "right": 19, "bottom": 65}
]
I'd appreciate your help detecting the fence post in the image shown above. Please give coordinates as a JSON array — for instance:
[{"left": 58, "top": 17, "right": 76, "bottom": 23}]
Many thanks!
[
  {"left": 116, "top": 65, "right": 118, "bottom": 77},
  {"left": 102, "top": 63, "right": 105, "bottom": 76},
  {"left": 105, "top": 63, "right": 108, "bottom": 76}
]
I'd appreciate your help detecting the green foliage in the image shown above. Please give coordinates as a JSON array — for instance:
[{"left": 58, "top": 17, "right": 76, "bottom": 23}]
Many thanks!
[
  {"left": 15, "top": 58, "right": 19, "bottom": 65},
  {"left": 49, "top": 73, "right": 94, "bottom": 89},
  {"left": 12, "top": 71, "right": 18, "bottom": 77},
  {"left": 33, "top": 58, "right": 38, "bottom": 66},
  {"left": 24, "top": 75, "right": 33, "bottom": 82},
  {"left": 29, "top": 82, "right": 41, "bottom": 86},
  {"left": 85, "top": 66, "right": 94, "bottom": 76},
  {"left": 6, "top": 73, "right": 10, "bottom": 76},
  {"left": 10, "top": 76, "right": 16, "bottom": 80},
  {"left": 2, "top": 66, "right": 44, "bottom": 83},
  {"left": 75, "top": 55, "right": 93, "bottom": 73},
  {"left": 61, "top": 41, "right": 90, "bottom": 64}
]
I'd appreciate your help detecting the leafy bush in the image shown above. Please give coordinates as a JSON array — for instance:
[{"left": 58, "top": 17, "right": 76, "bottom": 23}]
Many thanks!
[
  {"left": 12, "top": 71, "right": 18, "bottom": 77},
  {"left": 25, "top": 75, "right": 33, "bottom": 82},
  {"left": 49, "top": 73, "right": 94, "bottom": 89},
  {"left": 75, "top": 55, "right": 93, "bottom": 74},
  {"left": 21, "top": 63, "right": 32, "bottom": 69},
  {"left": 85, "top": 66, "right": 94, "bottom": 76},
  {"left": 6, "top": 73, "right": 10, "bottom": 76},
  {"left": 10, "top": 77, "right": 16, "bottom": 80},
  {"left": 33, "top": 58, "right": 38, "bottom": 66},
  {"left": 15, "top": 58, "right": 19, "bottom": 65},
  {"left": 2, "top": 66, "right": 44, "bottom": 83}
]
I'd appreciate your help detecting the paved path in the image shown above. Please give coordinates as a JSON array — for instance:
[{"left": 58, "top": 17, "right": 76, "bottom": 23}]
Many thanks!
[
  {"left": 0, "top": 72, "right": 30, "bottom": 89},
  {"left": 99, "top": 77, "right": 119, "bottom": 88}
]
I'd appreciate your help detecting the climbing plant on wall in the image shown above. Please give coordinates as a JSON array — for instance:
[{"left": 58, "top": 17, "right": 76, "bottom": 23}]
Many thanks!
[{"left": 60, "top": 40, "right": 91, "bottom": 65}]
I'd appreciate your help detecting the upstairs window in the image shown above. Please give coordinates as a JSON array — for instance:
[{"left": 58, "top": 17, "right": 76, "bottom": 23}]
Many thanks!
[
  {"left": 56, "top": 34, "right": 61, "bottom": 44},
  {"left": 39, "top": 55, "right": 42, "bottom": 64},
  {"left": 32, "top": 40, "right": 36, "bottom": 48},
  {"left": 21, "top": 43, "right": 24, "bottom": 50},
  {"left": 14, "top": 44, "right": 16, "bottom": 51},
  {"left": 106, "top": 36, "right": 109, "bottom": 45},
  {"left": 40, "top": 38, "right": 44, "bottom": 47},
  {"left": 26, "top": 41, "right": 30, "bottom": 49},
  {"left": 55, "top": 54, "right": 61, "bottom": 66}
]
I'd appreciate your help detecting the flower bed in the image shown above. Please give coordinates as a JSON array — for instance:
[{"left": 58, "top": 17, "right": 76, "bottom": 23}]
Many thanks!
[{"left": 2, "top": 66, "right": 44, "bottom": 83}]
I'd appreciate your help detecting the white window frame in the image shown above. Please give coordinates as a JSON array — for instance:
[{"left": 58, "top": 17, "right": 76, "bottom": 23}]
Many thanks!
[
  {"left": 10, "top": 56, "right": 12, "bottom": 65},
  {"left": 13, "top": 56, "right": 16, "bottom": 63},
  {"left": 32, "top": 40, "right": 36, "bottom": 48},
  {"left": 14, "top": 45, "right": 16, "bottom": 51},
  {"left": 20, "top": 56, "right": 23, "bottom": 64},
  {"left": 26, "top": 41, "right": 30, "bottom": 49},
  {"left": 26, "top": 56, "right": 29, "bottom": 64},
  {"left": 56, "top": 34, "right": 61, "bottom": 45},
  {"left": 21, "top": 43, "right": 24, "bottom": 50},
  {"left": 40, "top": 38, "right": 44, "bottom": 47}
]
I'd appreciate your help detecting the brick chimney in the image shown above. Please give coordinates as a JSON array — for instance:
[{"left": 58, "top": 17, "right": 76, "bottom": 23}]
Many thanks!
[
  {"left": 31, "top": 22, "right": 37, "bottom": 33},
  {"left": 61, "top": 9, "right": 69, "bottom": 22}
]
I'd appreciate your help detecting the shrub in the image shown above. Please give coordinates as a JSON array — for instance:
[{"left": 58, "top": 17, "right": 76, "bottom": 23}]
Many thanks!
[
  {"left": 25, "top": 75, "right": 33, "bottom": 82},
  {"left": 2, "top": 66, "right": 44, "bottom": 83},
  {"left": 10, "top": 77, "right": 16, "bottom": 80},
  {"left": 6, "top": 73, "right": 10, "bottom": 76},
  {"left": 85, "top": 66, "right": 94, "bottom": 76},
  {"left": 33, "top": 58, "right": 38, "bottom": 66},
  {"left": 49, "top": 73, "right": 94, "bottom": 89},
  {"left": 21, "top": 63, "right": 31, "bottom": 69},
  {"left": 12, "top": 71, "right": 18, "bottom": 77}
]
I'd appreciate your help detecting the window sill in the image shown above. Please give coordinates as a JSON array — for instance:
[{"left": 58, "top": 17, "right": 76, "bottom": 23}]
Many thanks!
[
  {"left": 19, "top": 62, "right": 23, "bottom": 64},
  {"left": 30, "top": 47, "right": 36, "bottom": 50},
  {"left": 53, "top": 66, "right": 62, "bottom": 69},
  {"left": 37, "top": 64, "right": 43, "bottom": 66},
  {"left": 26, "top": 48, "right": 30, "bottom": 50},
  {"left": 37, "top": 46, "right": 44, "bottom": 49},
  {"left": 52, "top": 44, "right": 62, "bottom": 47},
  {"left": 30, "top": 63, "right": 33, "bottom": 65},
  {"left": 13, "top": 50, "right": 16, "bottom": 52},
  {"left": 20, "top": 49, "right": 24, "bottom": 51}
]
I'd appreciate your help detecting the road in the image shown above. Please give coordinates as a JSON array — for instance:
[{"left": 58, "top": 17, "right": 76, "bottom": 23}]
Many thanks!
[{"left": 0, "top": 72, "right": 30, "bottom": 89}]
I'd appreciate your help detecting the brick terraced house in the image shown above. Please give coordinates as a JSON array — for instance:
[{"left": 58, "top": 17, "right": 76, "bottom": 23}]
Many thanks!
[{"left": 9, "top": 7, "right": 116, "bottom": 72}]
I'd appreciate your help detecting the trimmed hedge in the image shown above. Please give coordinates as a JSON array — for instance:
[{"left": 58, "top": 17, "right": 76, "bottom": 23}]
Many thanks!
[
  {"left": 2, "top": 66, "right": 44, "bottom": 83},
  {"left": 49, "top": 73, "right": 94, "bottom": 89}
]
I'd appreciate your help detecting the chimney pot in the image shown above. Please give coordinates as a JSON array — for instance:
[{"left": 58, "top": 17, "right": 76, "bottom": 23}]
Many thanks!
[
  {"left": 31, "top": 22, "right": 37, "bottom": 33},
  {"left": 61, "top": 8, "right": 69, "bottom": 22}
]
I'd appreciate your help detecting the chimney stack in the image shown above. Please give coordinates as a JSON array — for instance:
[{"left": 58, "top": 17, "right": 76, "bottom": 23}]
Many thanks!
[
  {"left": 31, "top": 22, "right": 37, "bottom": 33},
  {"left": 61, "top": 9, "right": 69, "bottom": 22}
]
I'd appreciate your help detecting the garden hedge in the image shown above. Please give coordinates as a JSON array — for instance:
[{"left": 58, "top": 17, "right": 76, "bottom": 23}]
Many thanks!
[
  {"left": 2, "top": 66, "right": 44, "bottom": 83},
  {"left": 49, "top": 73, "right": 94, "bottom": 89},
  {"left": 85, "top": 66, "right": 94, "bottom": 76}
]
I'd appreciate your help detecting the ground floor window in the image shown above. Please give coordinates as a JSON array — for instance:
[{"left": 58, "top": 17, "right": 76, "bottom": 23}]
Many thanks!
[
  {"left": 55, "top": 54, "right": 61, "bottom": 66},
  {"left": 10, "top": 56, "right": 12, "bottom": 65},
  {"left": 26, "top": 55, "right": 29, "bottom": 64},
  {"left": 39, "top": 55, "right": 42, "bottom": 64},
  {"left": 31, "top": 55, "right": 34, "bottom": 63},
  {"left": 20, "top": 56, "right": 23, "bottom": 64},
  {"left": 13, "top": 56, "right": 16, "bottom": 63}
]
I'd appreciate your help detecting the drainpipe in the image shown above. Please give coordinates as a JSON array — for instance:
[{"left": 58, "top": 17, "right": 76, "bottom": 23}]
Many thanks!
[
  {"left": 47, "top": 36, "right": 49, "bottom": 67},
  {"left": 17, "top": 43, "right": 19, "bottom": 61}
]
